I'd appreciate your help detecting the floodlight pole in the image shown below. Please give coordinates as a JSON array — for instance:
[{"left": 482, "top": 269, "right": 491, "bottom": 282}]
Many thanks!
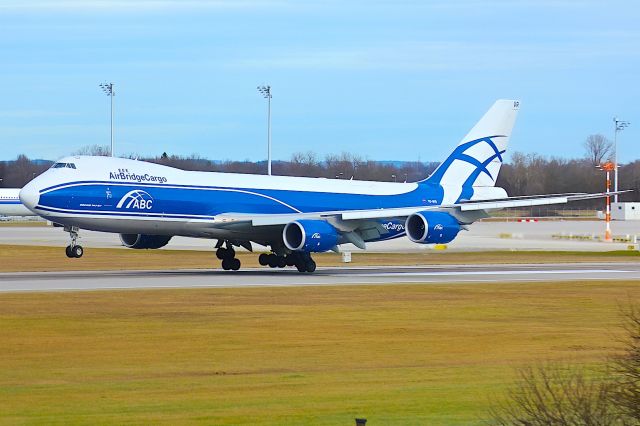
[
  {"left": 257, "top": 85, "right": 272, "bottom": 175},
  {"left": 110, "top": 86, "right": 114, "bottom": 157},
  {"left": 612, "top": 117, "right": 629, "bottom": 203},
  {"left": 100, "top": 82, "right": 115, "bottom": 157}
]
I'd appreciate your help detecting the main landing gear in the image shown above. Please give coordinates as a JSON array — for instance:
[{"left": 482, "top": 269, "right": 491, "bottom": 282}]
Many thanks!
[
  {"left": 64, "top": 226, "right": 83, "bottom": 258},
  {"left": 258, "top": 252, "right": 316, "bottom": 273},
  {"left": 216, "top": 242, "right": 241, "bottom": 271}
]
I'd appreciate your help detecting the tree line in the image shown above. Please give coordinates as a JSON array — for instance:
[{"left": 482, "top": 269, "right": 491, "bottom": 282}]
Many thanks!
[{"left": 1, "top": 134, "right": 638, "bottom": 209}]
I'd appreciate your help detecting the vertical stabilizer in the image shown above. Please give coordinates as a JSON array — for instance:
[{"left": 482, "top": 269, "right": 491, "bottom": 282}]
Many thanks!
[{"left": 425, "top": 99, "right": 519, "bottom": 203}]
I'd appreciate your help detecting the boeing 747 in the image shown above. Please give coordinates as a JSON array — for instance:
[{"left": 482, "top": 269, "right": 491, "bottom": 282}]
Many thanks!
[{"left": 19, "top": 100, "right": 618, "bottom": 272}]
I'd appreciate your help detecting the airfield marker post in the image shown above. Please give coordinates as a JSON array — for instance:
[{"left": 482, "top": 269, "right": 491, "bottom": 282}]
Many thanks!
[{"left": 599, "top": 162, "right": 615, "bottom": 242}]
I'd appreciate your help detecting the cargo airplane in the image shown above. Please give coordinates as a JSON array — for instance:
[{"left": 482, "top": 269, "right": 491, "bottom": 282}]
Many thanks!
[
  {"left": 0, "top": 188, "right": 36, "bottom": 217},
  {"left": 19, "top": 100, "right": 616, "bottom": 272}
]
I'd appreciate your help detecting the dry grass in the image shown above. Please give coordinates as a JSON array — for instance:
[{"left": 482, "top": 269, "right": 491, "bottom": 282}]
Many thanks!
[
  {"left": 0, "top": 221, "right": 46, "bottom": 227},
  {"left": 1, "top": 281, "right": 639, "bottom": 424},
  {"left": 0, "top": 244, "right": 638, "bottom": 273}
]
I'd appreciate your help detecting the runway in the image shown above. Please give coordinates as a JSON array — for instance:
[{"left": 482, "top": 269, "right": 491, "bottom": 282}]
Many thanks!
[
  {"left": 1, "top": 262, "right": 639, "bottom": 292},
  {"left": 1, "top": 220, "right": 638, "bottom": 252}
]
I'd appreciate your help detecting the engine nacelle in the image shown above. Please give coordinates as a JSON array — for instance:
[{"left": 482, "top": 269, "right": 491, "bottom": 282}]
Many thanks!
[
  {"left": 405, "top": 211, "right": 461, "bottom": 244},
  {"left": 119, "top": 234, "right": 172, "bottom": 249},
  {"left": 283, "top": 220, "right": 339, "bottom": 253}
]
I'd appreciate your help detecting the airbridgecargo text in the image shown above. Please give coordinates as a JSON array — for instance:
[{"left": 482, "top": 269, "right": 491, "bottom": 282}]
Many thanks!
[
  {"left": 109, "top": 169, "right": 167, "bottom": 183},
  {"left": 382, "top": 221, "right": 405, "bottom": 231}
]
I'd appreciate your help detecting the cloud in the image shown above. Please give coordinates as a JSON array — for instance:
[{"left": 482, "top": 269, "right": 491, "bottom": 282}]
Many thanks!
[{"left": 227, "top": 39, "right": 640, "bottom": 72}]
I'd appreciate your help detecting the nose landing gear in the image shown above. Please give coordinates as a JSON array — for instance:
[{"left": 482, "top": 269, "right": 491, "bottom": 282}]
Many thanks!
[{"left": 64, "top": 226, "right": 83, "bottom": 258}]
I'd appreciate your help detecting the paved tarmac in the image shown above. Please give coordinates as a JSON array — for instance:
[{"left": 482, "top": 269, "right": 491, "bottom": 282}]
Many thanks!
[
  {"left": 1, "top": 263, "right": 638, "bottom": 292},
  {"left": 1, "top": 220, "right": 638, "bottom": 252}
]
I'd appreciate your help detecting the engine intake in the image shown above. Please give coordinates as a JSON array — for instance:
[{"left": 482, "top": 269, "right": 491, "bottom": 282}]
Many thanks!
[
  {"left": 120, "top": 234, "right": 172, "bottom": 249},
  {"left": 405, "top": 211, "right": 460, "bottom": 244},
  {"left": 283, "top": 220, "right": 339, "bottom": 253}
]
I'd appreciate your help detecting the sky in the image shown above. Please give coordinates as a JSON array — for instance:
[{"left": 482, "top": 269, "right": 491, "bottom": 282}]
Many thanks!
[{"left": 0, "top": 0, "right": 638, "bottom": 164}]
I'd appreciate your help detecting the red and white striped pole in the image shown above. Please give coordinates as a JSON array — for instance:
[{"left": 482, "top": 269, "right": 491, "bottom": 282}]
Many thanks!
[{"left": 600, "top": 162, "right": 615, "bottom": 242}]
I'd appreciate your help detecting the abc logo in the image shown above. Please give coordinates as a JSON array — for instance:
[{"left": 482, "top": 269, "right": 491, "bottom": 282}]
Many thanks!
[
  {"left": 131, "top": 198, "right": 152, "bottom": 209},
  {"left": 116, "top": 190, "right": 154, "bottom": 210}
]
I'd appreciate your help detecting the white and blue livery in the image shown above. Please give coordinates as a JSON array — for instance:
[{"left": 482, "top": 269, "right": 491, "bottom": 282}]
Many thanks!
[{"left": 19, "top": 100, "right": 612, "bottom": 272}]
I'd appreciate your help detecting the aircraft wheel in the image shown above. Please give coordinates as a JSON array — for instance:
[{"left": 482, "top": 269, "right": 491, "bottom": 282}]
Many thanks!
[
  {"left": 221, "top": 258, "right": 231, "bottom": 270},
  {"left": 277, "top": 256, "right": 287, "bottom": 268},
  {"left": 231, "top": 258, "right": 241, "bottom": 271},
  {"left": 72, "top": 245, "right": 84, "bottom": 258},
  {"left": 226, "top": 247, "right": 236, "bottom": 259},
  {"left": 285, "top": 255, "right": 296, "bottom": 266},
  {"left": 258, "top": 253, "right": 269, "bottom": 266},
  {"left": 295, "top": 260, "right": 307, "bottom": 273},
  {"left": 216, "top": 247, "right": 227, "bottom": 260},
  {"left": 267, "top": 254, "right": 278, "bottom": 268},
  {"left": 305, "top": 259, "right": 316, "bottom": 273},
  {"left": 65, "top": 245, "right": 74, "bottom": 258}
]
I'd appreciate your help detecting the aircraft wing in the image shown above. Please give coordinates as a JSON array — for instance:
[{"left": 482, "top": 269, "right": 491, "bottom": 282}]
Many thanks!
[{"left": 214, "top": 190, "right": 630, "bottom": 227}]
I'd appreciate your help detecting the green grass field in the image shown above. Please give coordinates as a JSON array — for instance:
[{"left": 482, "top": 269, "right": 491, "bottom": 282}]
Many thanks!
[{"left": 1, "top": 281, "right": 638, "bottom": 425}]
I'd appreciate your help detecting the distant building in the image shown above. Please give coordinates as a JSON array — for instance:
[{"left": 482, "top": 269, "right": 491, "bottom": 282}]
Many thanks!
[{"left": 611, "top": 202, "right": 640, "bottom": 221}]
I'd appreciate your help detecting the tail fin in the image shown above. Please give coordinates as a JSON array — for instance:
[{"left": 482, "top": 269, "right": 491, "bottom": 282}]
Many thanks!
[{"left": 425, "top": 99, "right": 519, "bottom": 190}]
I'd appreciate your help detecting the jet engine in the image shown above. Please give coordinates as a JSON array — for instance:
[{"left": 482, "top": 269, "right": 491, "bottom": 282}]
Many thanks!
[
  {"left": 283, "top": 220, "right": 339, "bottom": 253},
  {"left": 119, "top": 234, "right": 172, "bottom": 249},
  {"left": 405, "top": 211, "right": 461, "bottom": 244}
]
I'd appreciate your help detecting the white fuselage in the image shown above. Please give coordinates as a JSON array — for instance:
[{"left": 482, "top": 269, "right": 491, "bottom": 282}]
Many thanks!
[{"left": 0, "top": 188, "right": 35, "bottom": 216}]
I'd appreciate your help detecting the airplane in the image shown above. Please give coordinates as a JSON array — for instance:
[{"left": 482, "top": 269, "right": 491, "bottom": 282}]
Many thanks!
[
  {"left": 0, "top": 188, "right": 37, "bottom": 217},
  {"left": 19, "top": 99, "right": 619, "bottom": 272}
]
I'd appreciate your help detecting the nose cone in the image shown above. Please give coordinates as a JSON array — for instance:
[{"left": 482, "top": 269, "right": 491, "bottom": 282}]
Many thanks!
[{"left": 19, "top": 182, "right": 40, "bottom": 212}]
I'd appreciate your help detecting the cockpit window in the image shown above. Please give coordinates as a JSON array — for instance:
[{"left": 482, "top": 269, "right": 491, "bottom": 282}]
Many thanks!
[{"left": 52, "top": 162, "right": 76, "bottom": 169}]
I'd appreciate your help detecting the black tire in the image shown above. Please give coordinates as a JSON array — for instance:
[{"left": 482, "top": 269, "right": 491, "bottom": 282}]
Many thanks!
[
  {"left": 216, "top": 247, "right": 227, "bottom": 260},
  {"left": 267, "top": 254, "right": 278, "bottom": 268},
  {"left": 285, "top": 255, "right": 296, "bottom": 267},
  {"left": 65, "top": 245, "right": 74, "bottom": 258},
  {"left": 277, "top": 256, "right": 286, "bottom": 268},
  {"left": 221, "top": 258, "right": 231, "bottom": 270},
  {"left": 72, "top": 245, "right": 84, "bottom": 258},
  {"left": 296, "top": 261, "right": 307, "bottom": 273},
  {"left": 258, "top": 253, "right": 269, "bottom": 266},
  {"left": 226, "top": 247, "right": 236, "bottom": 259},
  {"left": 305, "top": 260, "right": 316, "bottom": 273},
  {"left": 231, "top": 258, "right": 241, "bottom": 271}
]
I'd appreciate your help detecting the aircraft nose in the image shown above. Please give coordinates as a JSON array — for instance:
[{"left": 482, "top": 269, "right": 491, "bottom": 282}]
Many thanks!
[{"left": 19, "top": 182, "right": 40, "bottom": 212}]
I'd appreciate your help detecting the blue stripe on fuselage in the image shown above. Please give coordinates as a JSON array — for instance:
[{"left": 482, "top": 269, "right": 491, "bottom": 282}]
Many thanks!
[{"left": 37, "top": 180, "right": 446, "bottom": 217}]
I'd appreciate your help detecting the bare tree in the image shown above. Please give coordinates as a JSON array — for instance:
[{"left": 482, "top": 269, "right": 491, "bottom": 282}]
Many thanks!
[
  {"left": 610, "top": 305, "right": 640, "bottom": 421},
  {"left": 584, "top": 134, "right": 612, "bottom": 166},
  {"left": 487, "top": 363, "right": 622, "bottom": 425},
  {"left": 0, "top": 161, "right": 6, "bottom": 187},
  {"left": 487, "top": 304, "right": 640, "bottom": 425},
  {"left": 1, "top": 155, "right": 51, "bottom": 187},
  {"left": 73, "top": 145, "right": 111, "bottom": 156}
]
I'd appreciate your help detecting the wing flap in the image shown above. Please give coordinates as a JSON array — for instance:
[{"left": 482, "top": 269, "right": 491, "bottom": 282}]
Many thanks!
[{"left": 459, "top": 196, "right": 568, "bottom": 211}]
